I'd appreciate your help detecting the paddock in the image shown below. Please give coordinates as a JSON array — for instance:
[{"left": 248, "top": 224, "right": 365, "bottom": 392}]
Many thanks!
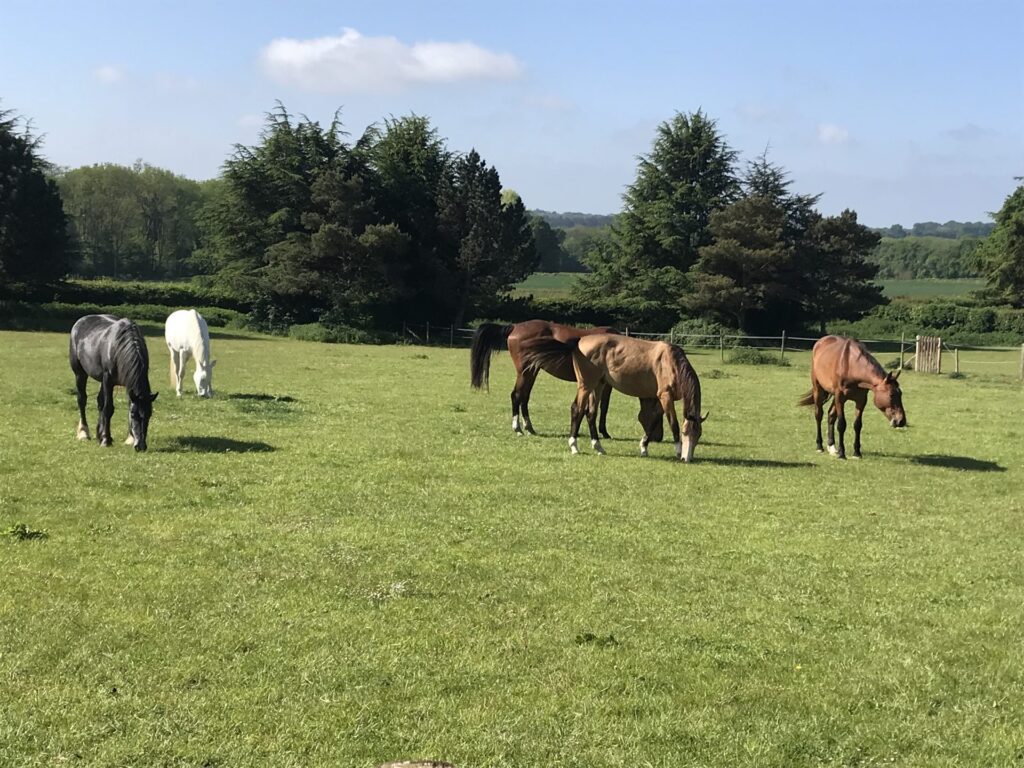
[{"left": 1, "top": 329, "right": 1021, "bottom": 766}]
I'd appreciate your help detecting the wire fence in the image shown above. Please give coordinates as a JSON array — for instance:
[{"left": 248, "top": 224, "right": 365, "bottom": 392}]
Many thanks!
[{"left": 399, "top": 322, "right": 1024, "bottom": 382}]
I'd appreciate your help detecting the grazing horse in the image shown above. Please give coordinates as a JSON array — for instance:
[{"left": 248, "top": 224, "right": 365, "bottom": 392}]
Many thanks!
[
  {"left": 520, "top": 334, "right": 706, "bottom": 461},
  {"left": 165, "top": 309, "right": 215, "bottom": 397},
  {"left": 798, "top": 335, "right": 907, "bottom": 459},
  {"left": 470, "top": 320, "right": 618, "bottom": 437},
  {"left": 70, "top": 314, "right": 158, "bottom": 451}
]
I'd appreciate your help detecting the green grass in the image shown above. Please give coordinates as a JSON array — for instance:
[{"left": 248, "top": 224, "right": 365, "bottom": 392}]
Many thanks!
[
  {"left": 2, "top": 330, "right": 1023, "bottom": 766},
  {"left": 513, "top": 274, "right": 988, "bottom": 303}
]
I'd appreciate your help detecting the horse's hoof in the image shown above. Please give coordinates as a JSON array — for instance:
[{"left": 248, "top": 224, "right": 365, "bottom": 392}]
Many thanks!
[
  {"left": 851, "top": 454, "right": 861, "bottom": 460},
  {"left": 124, "top": 435, "right": 135, "bottom": 446},
  {"left": 600, "top": 431, "right": 612, "bottom": 440},
  {"left": 827, "top": 445, "right": 838, "bottom": 456},
  {"left": 76, "top": 429, "right": 90, "bottom": 441},
  {"left": 592, "top": 440, "right": 605, "bottom": 455},
  {"left": 816, "top": 447, "right": 824, "bottom": 453},
  {"left": 100, "top": 439, "right": 113, "bottom": 448},
  {"left": 525, "top": 426, "right": 537, "bottom": 436}
]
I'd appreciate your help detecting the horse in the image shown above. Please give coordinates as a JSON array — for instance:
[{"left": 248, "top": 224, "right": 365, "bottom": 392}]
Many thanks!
[
  {"left": 165, "top": 309, "right": 215, "bottom": 397},
  {"left": 798, "top": 335, "right": 907, "bottom": 459},
  {"left": 520, "top": 334, "right": 706, "bottom": 461},
  {"left": 470, "top": 320, "right": 618, "bottom": 437},
  {"left": 69, "top": 314, "right": 158, "bottom": 451}
]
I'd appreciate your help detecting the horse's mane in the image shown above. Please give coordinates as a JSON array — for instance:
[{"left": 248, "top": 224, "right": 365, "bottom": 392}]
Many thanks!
[
  {"left": 669, "top": 344, "right": 702, "bottom": 419},
  {"left": 113, "top": 321, "right": 151, "bottom": 396}
]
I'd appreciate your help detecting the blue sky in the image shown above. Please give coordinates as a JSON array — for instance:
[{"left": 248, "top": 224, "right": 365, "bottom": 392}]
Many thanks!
[{"left": 2, "top": 0, "right": 1021, "bottom": 225}]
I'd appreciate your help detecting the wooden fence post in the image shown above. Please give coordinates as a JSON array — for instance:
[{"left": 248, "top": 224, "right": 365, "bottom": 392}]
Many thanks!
[
  {"left": 780, "top": 330, "right": 787, "bottom": 364},
  {"left": 937, "top": 336, "right": 942, "bottom": 374},
  {"left": 954, "top": 347, "right": 959, "bottom": 374},
  {"left": 1019, "top": 343, "right": 1023, "bottom": 382},
  {"left": 426, "top": 321, "right": 430, "bottom": 344},
  {"left": 899, "top": 331, "right": 905, "bottom": 370},
  {"left": 720, "top": 332, "right": 725, "bottom": 363},
  {"left": 914, "top": 335, "right": 920, "bottom": 372}
]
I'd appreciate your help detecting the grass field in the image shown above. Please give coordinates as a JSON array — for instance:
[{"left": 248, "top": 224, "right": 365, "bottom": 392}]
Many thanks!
[
  {"left": 512, "top": 273, "right": 987, "bottom": 302},
  {"left": 2, "top": 330, "right": 1023, "bottom": 767}
]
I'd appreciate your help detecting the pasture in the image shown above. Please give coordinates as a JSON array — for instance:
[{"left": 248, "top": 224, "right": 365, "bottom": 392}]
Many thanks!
[{"left": 1, "top": 329, "right": 1022, "bottom": 767}]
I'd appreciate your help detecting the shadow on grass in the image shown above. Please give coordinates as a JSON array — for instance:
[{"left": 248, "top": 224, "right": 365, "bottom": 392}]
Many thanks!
[
  {"left": 909, "top": 454, "right": 1006, "bottom": 472},
  {"left": 225, "top": 393, "right": 297, "bottom": 403},
  {"left": 697, "top": 456, "right": 817, "bottom": 469},
  {"left": 158, "top": 436, "right": 275, "bottom": 453}
]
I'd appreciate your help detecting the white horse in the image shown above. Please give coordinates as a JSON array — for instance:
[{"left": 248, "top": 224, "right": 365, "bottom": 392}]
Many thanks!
[{"left": 164, "top": 309, "right": 215, "bottom": 397}]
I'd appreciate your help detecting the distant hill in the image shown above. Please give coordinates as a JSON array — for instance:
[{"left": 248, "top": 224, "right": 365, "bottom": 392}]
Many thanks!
[
  {"left": 529, "top": 210, "right": 616, "bottom": 229},
  {"left": 872, "top": 221, "right": 994, "bottom": 239}
]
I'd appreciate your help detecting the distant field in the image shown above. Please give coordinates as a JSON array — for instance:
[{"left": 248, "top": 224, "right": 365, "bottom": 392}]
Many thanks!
[
  {"left": 514, "top": 274, "right": 987, "bottom": 301},
  {"left": 880, "top": 278, "right": 986, "bottom": 299}
]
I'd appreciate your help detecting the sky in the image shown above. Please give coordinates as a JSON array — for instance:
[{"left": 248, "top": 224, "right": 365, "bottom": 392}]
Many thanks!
[{"left": 1, "top": 0, "right": 1021, "bottom": 226}]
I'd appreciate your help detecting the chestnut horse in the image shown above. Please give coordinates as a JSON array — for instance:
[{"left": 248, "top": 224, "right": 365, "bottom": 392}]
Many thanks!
[
  {"left": 470, "top": 320, "right": 619, "bottom": 437},
  {"left": 520, "top": 334, "right": 705, "bottom": 461},
  {"left": 798, "top": 335, "right": 907, "bottom": 459}
]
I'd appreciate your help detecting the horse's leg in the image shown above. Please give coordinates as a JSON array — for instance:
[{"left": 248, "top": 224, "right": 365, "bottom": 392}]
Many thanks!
[
  {"left": 519, "top": 369, "right": 539, "bottom": 435},
  {"left": 97, "top": 376, "right": 114, "bottom": 447},
  {"left": 639, "top": 399, "right": 661, "bottom": 457},
  {"left": 598, "top": 384, "right": 612, "bottom": 440},
  {"left": 176, "top": 349, "right": 188, "bottom": 398},
  {"left": 660, "top": 391, "right": 682, "bottom": 460},
  {"left": 75, "top": 370, "right": 90, "bottom": 440},
  {"left": 826, "top": 401, "right": 838, "bottom": 455},
  {"left": 834, "top": 395, "right": 848, "bottom": 460},
  {"left": 587, "top": 383, "right": 606, "bottom": 454},
  {"left": 568, "top": 386, "right": 588, "bottom": 454},
  {"left": 813, "top": 386, "right": 826, "bottom": 453},
  {"left": 851, "top": 391, "right": 868, "bottom": 459}
]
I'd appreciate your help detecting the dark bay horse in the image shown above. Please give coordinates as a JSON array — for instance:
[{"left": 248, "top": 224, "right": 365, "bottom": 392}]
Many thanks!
[
  {"left": 470, "top": 320, "right": 619, "bottom": 437},
  {"left": 70, "top": 314, "right": 158, "bottom": 451},
  {"left": 520, "top": 334, "right": 705, "bottom": 461},
  {"left": 798, "top": 335, "right": 906, "bottom": 459}
]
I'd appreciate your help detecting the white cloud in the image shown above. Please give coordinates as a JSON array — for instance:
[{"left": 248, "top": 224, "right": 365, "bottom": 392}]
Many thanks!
[
  {"left": 93, "top": 65, "right": 124, "bottom": 85},
  {"left": 817, "top": 122, "right": 850, "bottom": 145},
  {"left": 260, "top": 27, "right": 523, "bottom": 92}
]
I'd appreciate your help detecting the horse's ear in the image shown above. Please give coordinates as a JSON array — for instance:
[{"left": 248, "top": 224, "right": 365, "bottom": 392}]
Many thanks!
[
  {"left": 210, "top": 360, "right": 217, "bottom": 368},
  {"left": 150, "top": 392, "right": 159, "bottom": 402},
  {"left": 701, "top": 410, "right": 710, "bottom": 423},
  {"left": 890, "top": 369, "right": 901, "bottom": 381}
]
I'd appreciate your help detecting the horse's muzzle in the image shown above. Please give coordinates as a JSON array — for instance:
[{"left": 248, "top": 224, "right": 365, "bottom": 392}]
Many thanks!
[
  {"left": 134, "top": 442, "right": 147, "bottom": 452},
  {"left": 890, "top": 417, "right": 907, "bottom": 428}
]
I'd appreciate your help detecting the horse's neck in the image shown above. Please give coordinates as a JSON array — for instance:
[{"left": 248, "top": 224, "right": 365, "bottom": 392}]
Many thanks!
[
  {"left": 190, "top": 326, "right": 210, "bottom": 368},
  {"left": 845, "top": 343, "right": 885, "bottom": 388}
]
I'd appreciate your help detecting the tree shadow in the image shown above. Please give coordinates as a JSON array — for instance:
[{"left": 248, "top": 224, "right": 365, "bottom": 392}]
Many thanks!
[
  {"left": 158, "top": 436, "right": 276, "bottom": 453},
  {"left": 225, "top": 393, "right": 297, "bottom": 403},
  {"left": 909, "top": 454, "right": 1006, "bottom": 473}
]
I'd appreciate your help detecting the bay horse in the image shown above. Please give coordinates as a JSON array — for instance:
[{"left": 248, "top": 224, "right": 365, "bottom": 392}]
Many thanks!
[
  {"left": 520, "top": 334, "right": 706, "bottom": 461},
  {"left": 798, "top": 335, "right": 907, "bottom": 459},
  {"left": 70, "top": 314, "right": 158, "bottom": 451},
  {"left": 470, "top": 320, "right": 619, "bottom": 437},
  {"left": 165, "top": 309, "right": 215, "bottom": 397}
]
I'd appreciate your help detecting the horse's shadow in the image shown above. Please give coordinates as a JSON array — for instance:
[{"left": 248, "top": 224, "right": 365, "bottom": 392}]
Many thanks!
[
  {"left": 158, "top": 436, "right": 276, "bottom": 453},
  {"left": 908, "top": 454, "right": 1006, "bottom": 473},
  {"left": 689, "top": 456, "right": 816, "bottom": 469},
  {"left": 225, "top": 393, "right": 298, "bottom": 403}
]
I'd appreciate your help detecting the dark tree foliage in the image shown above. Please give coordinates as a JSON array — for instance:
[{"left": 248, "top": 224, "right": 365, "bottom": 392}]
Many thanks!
[
  {"left": 870, "top": 235, "right": 984, "bottom": 279},
  {"left": 0, "top": 107, "right": 70, "bottom": 289},
  {"left": 976, "top": 181, "right": 1024, "bottom": 307},
  {"left": 576, "top": 110, "right": 740, "bottom": 315},
  {"left": 530, "top": 216, "right": 573, "bottom": 272}
]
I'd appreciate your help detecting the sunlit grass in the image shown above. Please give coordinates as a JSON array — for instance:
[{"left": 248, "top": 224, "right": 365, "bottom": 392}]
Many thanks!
[{"left": 1, "top": 329, "right": 1022, "bottom": 766}]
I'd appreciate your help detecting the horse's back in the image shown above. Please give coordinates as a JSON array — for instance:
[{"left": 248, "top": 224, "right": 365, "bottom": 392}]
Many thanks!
[
  {"left": 69, "top": 314, "right": 127, "bottom": 378},
  {"left": 165, "top": 308, "right": 208, "bottom": 348}
]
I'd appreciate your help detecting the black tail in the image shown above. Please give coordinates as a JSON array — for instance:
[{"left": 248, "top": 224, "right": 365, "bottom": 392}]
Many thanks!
[
  {"left": 470, "top": 323, "right": 514, "bottom": 390},
  {"left": 518, "top": 336, "right": 580, "bottom": 376},
  {"left": 798, "top": 388, "right": 830, "bottom": 407}
]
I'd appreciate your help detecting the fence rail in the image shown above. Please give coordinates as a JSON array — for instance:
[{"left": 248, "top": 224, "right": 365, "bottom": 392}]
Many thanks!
[{"left": 398, "top": 322, "right": 1024, "bottom": 381}]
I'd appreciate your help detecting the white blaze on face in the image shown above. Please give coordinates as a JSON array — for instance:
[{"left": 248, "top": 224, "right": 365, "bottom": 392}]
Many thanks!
[{"left": 681, "top": 435, "right": 695, "bottom": 463}]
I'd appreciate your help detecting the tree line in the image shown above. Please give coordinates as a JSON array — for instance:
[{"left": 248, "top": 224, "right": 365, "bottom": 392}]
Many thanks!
[{"left": 3, "top": 100, "right": 1022, "bottom": 331}]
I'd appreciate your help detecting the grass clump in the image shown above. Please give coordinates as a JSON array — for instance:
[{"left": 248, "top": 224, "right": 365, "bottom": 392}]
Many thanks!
[
  {"left": 728, "top": 346, "right": 790, "bottom": 366},
  {"left": 2, "top": 523, "right": 48, "bottom": 541}
]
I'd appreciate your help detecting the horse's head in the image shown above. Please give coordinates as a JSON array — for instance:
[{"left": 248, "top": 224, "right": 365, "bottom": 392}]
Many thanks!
[
  {"left": 680, "top": 411, "right": 709, "bottom": 463},
  {"left": 129, "top": 392, "right": 158, "bottom": 451},
  {"left": 874, "top": 370, "right": 907, "bottom": 428},
  {"left": 194, "top": 359, "right": 216, "bottom": 398}
]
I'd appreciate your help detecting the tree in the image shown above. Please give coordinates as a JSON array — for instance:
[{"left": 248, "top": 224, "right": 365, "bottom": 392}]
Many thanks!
[
  {"left": 685, "top": 195, "right": 794, "bottom": 330},
  {"left": 800, "top": 210, "right": 885, "bottom": 334},
  {"left": 437, "top": 149, "right": 536, "bottom": 326},
  {"left": 197, "top": 105, "right": 405, "bottom": 328},
  {"left": 976, "top": 181, "right": 1024, "bottom": 307},
  {"left": 575, "top": 110, "right": 739, "bottom": 316},
  {"left": 529, "top": 215, "right": 570, "bottom": 272},
  {"left": 0, "top": 107, "right": 70, "bottom": 288}
]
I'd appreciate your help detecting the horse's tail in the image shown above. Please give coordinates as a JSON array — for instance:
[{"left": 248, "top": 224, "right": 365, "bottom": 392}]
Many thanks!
[
  {"left": 797, "top": 390, "right": 815, "bottom": 407},
  {"left": 470, "top": 323, "right": 514, "bottom": 390},
  {"left": 169, "top": 352, "right": 176, "bottom": 387},
  {"left": 519, "top": 336, "right": 579, "bottom": 376}
]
